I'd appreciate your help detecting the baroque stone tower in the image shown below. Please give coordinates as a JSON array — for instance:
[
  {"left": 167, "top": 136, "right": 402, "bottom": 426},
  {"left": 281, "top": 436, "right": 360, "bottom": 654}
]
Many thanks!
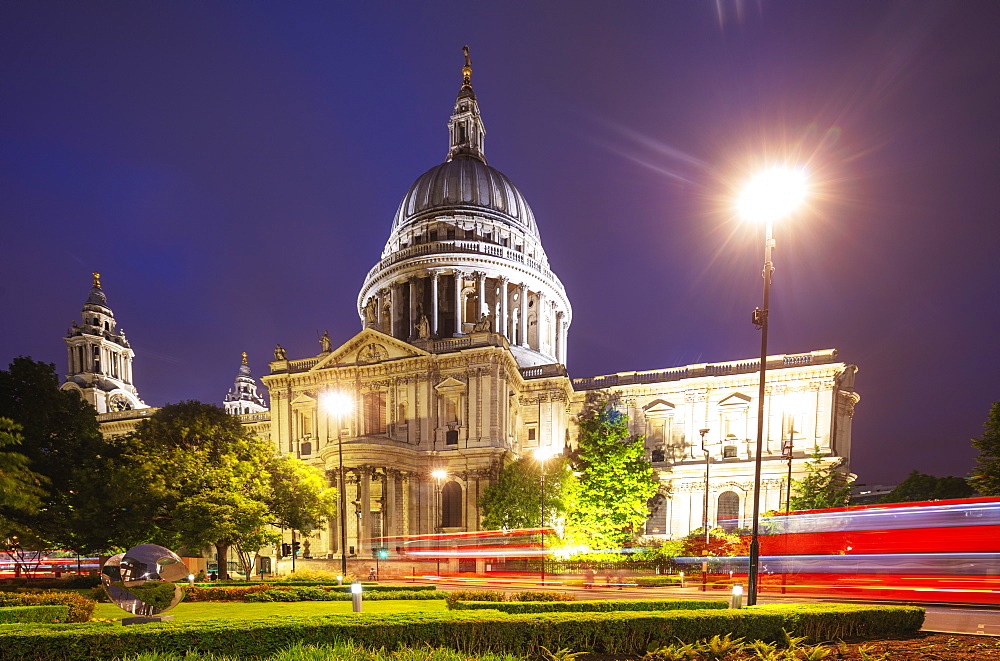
[
  {"left": 224, "top": 352, "right": 268, "bottom": 415},
  {"left": 61, "top": 272, "right": 147, "bottom": 413}
]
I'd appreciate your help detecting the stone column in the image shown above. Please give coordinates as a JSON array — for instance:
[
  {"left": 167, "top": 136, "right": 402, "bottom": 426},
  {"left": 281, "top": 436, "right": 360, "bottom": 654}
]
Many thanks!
[
  {"left": 537, "top": 292, "right": 547, "bottom": 353},
  {"left": 389, "top": 283, "right": 398, "bottom": 338},
  {"left": 476, "top": 271, "right": 486, "bottom": 319},
  {"left": 497, "top": 277, "right": 509, "bottom": 340},
  {"left": 430, "top": 271, "right": 440, "bottom": 336},
  {"left": 359, "top": 468, "right": 371, "bottom": 555},
  {"left": 408, "top": 278, "right": 418, "bottom": 339},
  {"left": 383, "top": 469, "right": 396, "bottom": 538},
  {"left": 518, "top": 284, "right": 528, "bottom": 346},
  {"left": 453, "top": 270, "right": 464, "bottom": 336},
  {"left": 555, "top": 311, "right": 564, "bottom": 364}
]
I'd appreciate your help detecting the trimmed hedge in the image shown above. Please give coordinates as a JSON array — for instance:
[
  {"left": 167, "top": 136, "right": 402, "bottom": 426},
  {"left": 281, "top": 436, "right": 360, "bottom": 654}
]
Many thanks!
[
  {"left": 0, "top": 592, "right": 94, "bottom": 623},
  {"left": 247, "top": 587, "right": 446, "bottom": 602},
  {"left": 452, "top": 598, "right": 727, "bottom": 613},
  {"left": 0, "top": 606, "right": 69, "bottom": 624},
  {"left": 443, "top": 590, "right": 574, "bottom": 609},
  {"left": 188, "top": 582, "right": 436, "bottom": 591},
  {"left": 0, "top": 604, "right": 924, "bottom": 660},
  {"left": 186, "top": 584, "right": 440, "bottom": 602},
  {"left": 633, "top": 576, "right": 681, "bottom": 587}
]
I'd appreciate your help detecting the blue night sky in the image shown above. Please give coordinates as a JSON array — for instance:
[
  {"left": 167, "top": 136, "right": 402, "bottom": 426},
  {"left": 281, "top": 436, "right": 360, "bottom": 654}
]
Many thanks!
[{"left": 2, "top": 2, "right": 998, "bottom": 486}]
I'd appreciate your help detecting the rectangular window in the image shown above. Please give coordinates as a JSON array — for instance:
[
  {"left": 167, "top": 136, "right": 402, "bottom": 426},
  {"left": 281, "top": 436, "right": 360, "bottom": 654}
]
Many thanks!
[
  {"left": 527, "top": 428, "right": 536, "bottom": 441},
  {"left": 364, "top": 392, "right": 387, "bottom": 435},
  {"left": 446, "top": 228, "right": 455, "bottom": 240},
  {"left": 446, "top": 429, "right": 459, "bottom": 446},
  {"left": 466, "top": 229, "right": 476, "bottom": 239},
  {"left": 723, "top": 445, "right": 737, "bottom": 459}
]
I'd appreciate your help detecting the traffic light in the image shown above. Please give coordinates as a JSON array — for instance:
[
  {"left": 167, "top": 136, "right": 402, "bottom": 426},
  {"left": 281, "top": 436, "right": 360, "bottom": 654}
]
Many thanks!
[
  {"left": 378, "top": 548, "right": 388, "bottom": 559},
  {"left": 291, "top": 541, "right": 301, "bottom": 555},
  {"left": 281, "top": 543, "right": 291, "bottom": 557}
]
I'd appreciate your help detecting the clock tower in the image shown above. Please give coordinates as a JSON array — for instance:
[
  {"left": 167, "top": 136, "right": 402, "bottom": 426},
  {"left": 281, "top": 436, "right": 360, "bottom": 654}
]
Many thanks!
[{"left": 61, "top": 272, "right": 147, "bottom": 413}]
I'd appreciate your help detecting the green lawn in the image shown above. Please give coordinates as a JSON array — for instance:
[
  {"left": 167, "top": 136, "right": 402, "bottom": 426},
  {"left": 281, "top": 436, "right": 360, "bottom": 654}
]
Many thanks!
[{"left": 93, "top": 599, "right": 448, "bottom": 623}]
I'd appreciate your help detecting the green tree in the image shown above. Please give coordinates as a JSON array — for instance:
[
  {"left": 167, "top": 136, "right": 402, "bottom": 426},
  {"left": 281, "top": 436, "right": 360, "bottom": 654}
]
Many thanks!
[
  {"left": 479, "top": 455, "right": 576, "bottom": 530},
  {"left": 880, "top": 470, "right": 977, "bottom": 504},
  {"left": 569, "top": 395, "right": 657, "bottom": 548},
  {"left": 788, "top": 449, "right": 853, "bottom": 511},
  {"left": 0, "top": 357, "right": 122, "bottom": 552},
  {"left": 680, "top": 527, "right": 749, "bottom": 557},
  {"left": 0, "top": 418, "right": 47, "bottom": 537},
  {"left": 125, "top": 401, "right": 280, "bottom": 580},
  {"left": 970, "top": 402, "right": 1000, "bottom": 496},
  {"left": 266, "top": 454, "right": 338, "bottom": 535}
]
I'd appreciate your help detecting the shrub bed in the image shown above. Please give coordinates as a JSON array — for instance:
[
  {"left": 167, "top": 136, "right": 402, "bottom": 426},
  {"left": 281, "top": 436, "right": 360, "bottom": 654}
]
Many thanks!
[
  {"left": 451, "top": 598, "right": 727, "bottom": 613},
  {"left": 186, "top": 584, "right": 440, "bottom": 602},
  {"left": 0, "top": 605, "right": 69, "bottom": 624},
  {"left": 0, "top": 604, "right": 924, "bottom": 660},
  {"left": 0, "top": 591, "right": 94, "bottom": 623},
  {"left": 633, "top": 576, "right": 681, "bottom": 587},
  {"left": 443, "top": 590, "right": 573, "bottom": 609},
  {"left": 247, "top": 588, "right": 446, "bottom": 602}
]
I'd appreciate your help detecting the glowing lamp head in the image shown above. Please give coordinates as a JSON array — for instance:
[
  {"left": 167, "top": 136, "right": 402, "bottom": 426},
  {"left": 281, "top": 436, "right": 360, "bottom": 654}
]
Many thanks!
[
  {"left": 321, "top": 391, "right": 353, "bottom": 416},
  {"left": 737, "top": 167, "right": 808, "bottom": 224},
  {"left": 432, "top": 469, "right": 447, "bottom": 481},
  {"left": 535, "top": 446, "right": 559, "bottom": 462},
  {"left": 732, "top": 584, "right": 743, "bottom": 596},
  {"left": 350, "top": 582, "right": 362, "bottom": 594}
]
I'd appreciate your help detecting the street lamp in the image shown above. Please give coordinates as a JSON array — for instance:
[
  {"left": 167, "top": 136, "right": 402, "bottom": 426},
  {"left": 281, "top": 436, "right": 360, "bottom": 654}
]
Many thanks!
[
  {"left": 321, "top": 390, "right": 353, "bottom": 577},
  {"left": 535, "top": 446, "right": 559, "bottom": 586},
  {"left": 738, "top": 166, "right": 807, "bottom": 606},
  {"left": 782, "top": 429, "right": 796, "bottom": 515},
  {"left": 699, "top": 429, "right": 711, "bottom": 546}
]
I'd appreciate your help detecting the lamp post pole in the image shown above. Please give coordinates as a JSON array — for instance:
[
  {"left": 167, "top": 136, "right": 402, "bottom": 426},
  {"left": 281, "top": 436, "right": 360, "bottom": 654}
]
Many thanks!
[
  {"left": 699, "top": 429, "right": 711, "bottom": 546},
  {"left": 338, "top": 412, "right": 348, "bottom": 577},
  {"left": 783, "top": 431, "right": 795, "bottom": 515},
  {"left": 540, "top": 452, "right": 547, "bottom": 586},
  {"left": 747, "top": 217, "right": 774, "bottom": 606}
]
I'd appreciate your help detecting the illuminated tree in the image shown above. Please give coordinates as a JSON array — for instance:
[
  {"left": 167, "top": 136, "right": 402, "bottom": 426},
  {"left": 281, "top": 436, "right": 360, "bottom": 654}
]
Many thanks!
[
  {"left": 788, "top": 449, "right": 853, "bottom": 511},
  {"left": 970, "top": 402, "right": 1000, "bottom": 496},
  {"left": 479, "top": 456, "right": 576, "bottom": 530},
  {"left": 569, "top": 395, "right": 657, "bottom": 548},
  {"left": 0, "top": 418, "right": 46, "bottom": 538}
]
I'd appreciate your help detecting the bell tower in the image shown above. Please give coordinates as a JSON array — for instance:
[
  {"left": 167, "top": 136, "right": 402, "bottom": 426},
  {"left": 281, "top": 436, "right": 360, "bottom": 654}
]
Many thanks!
[
  {"left": 223, "top": 351, "right": 268, "bottom": 415},
  {"left": 61, "top": 272, "right": 147, "bottom": 413}
]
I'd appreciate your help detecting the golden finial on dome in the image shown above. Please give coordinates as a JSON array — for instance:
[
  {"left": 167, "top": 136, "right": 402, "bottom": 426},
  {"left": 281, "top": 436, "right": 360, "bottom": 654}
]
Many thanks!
[
  {"left": 92, "top": 271, "right": 101, "bottom": 288},
  {"left": 241, "top": 351, "right": 248, "bottom": 365},
  {"left": 462, "top": 45, "right": 472, "bottom": 87}
]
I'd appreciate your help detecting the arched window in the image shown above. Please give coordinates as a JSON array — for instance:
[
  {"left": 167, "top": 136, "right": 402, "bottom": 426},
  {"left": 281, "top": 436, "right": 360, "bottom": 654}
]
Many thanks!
[
  {"left": 645, "top": 493, "right": 667, "bottom": 535},
  {"left": 441, "top": 481, "right": 462, "bottom": 528},
  {"left": 717, "top": 491, "right": 740, "bottom": 530}
]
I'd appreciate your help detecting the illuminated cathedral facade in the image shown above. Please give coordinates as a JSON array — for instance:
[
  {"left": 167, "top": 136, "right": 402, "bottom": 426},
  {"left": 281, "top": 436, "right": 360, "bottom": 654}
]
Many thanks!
[{"left": 79, "top": 51, "right": 859, "bottom": 560}]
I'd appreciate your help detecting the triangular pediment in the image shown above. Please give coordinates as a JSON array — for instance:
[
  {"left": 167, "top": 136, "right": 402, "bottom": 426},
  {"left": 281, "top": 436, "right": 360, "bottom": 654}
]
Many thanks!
[
  {"left": 311, "top": 329, "right": 430, "bottom": 371},
  {"left": 291, "top": 393, "right": 316, "bottom": 407},
  {"left": 642, "top": 399, "right": 675, "bottom": 414},
  {"left": 719, "top": 392, "right": 752, "bottom": 407},
  {"left": 435, "top": 376, "right": 467, "bottom": 393}
]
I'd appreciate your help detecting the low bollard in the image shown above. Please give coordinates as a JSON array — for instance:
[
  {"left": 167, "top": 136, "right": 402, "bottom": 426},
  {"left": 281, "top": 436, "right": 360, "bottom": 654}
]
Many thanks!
[
  {"left": 351, "top": 582, "right": 363, "bottom": 613},
  {"left": 187, "top": 574, "right": 194, "bottom": 587},
  {"left": 730, "top": 584, "right": 743, "bottom": 609},
  {"left": 336, "top": 574, "right": 343, "bottom": 586},
  {"left": 678, "top": 571, "right": 685, "bottom": 588}
]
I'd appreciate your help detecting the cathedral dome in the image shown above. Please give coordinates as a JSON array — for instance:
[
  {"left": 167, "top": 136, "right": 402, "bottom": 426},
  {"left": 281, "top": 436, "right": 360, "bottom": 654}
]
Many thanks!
[{"left": 391, "top": 158, "right": 539, "bottom": 240}]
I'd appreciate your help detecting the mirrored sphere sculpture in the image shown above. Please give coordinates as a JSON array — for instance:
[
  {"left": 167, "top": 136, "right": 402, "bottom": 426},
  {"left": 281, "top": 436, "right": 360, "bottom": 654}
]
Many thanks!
[{"left": 101, "top": 544, "right": 187, "bottom": 616}]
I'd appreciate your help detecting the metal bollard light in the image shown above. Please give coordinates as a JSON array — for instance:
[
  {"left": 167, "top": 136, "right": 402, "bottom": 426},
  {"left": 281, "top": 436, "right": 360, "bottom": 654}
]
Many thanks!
[
  {"left": 336, "top": 574, "right": 344, "bottom": 586},
  {"left": 678, "top": 571, "right": 685, "bottom": 588},
  {"left": 351, "top": 582, "right": 363, "bottom": 613},
  {"left": 187, "top": 574, "right": 195, "bottom": 587},
  {"left": 730, "top": 584, "right": 743, "bottom": 609}
]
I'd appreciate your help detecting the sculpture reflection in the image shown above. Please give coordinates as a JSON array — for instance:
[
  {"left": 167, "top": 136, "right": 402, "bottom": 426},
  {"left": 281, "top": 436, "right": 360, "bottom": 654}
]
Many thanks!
[{"left": 101, "top": 544, "right": 187, "bottom": 617}]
